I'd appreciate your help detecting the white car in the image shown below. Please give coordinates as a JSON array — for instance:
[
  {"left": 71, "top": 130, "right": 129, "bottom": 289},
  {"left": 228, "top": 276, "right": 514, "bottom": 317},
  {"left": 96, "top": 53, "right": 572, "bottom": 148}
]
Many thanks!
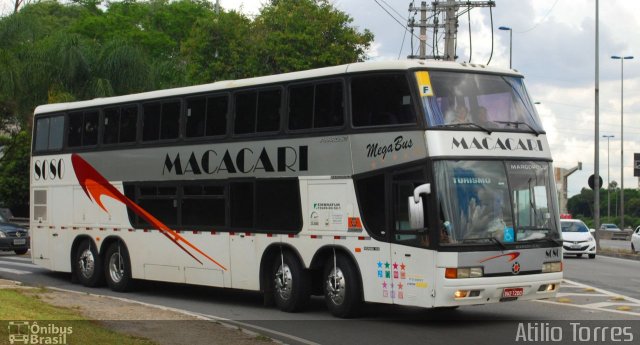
[
  {"left": 561, "top": 219, "right": 596, "bottom": 259},
  {"left": 632, "top": 226, "right": 640, "bottom": 253}
]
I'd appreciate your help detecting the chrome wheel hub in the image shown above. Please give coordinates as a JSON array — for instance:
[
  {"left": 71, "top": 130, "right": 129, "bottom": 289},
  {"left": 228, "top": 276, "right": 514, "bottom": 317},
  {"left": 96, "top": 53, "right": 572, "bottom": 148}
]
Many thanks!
[
  {"left": 78, "top": 248, "right": 95, "bottom": 279},
  {"left": 108, "top": 251, "right": 124, "bottom": 283},
  {"left": 326, "top": 267, "right": 346, "bottom": 305},
  {"left": 274, "top": 263, "right": 293, "bottom": 300}
]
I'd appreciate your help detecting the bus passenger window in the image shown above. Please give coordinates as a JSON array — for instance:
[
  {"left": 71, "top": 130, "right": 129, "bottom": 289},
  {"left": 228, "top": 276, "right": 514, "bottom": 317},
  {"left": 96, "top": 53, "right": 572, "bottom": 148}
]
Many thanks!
[
  {"left": 351, "top": 74, "right": 416, "bottom": 127},
  {"left": 186, "top": 98, "right": 206, "bottom": 137},
  {"left": 35, "top": 118, "right": 50, "bottom": 151},
  {"left": 160, "top": 101, "right": 180, "bottom": 140},
  {"left": 67, "top": 111, "right": 98, "bottom": 147},
  {"left": 103, "top": 108, "right": 120, "bottom": 144},
  {"left": 355, "top": 174, "right": 386, "bottom": 238},
  {"left": 143, "top": 103, "right": 161, "bottom": 141},
  {"left": 83, "top": 111, "right": 99, "bottom": 146},
  {"left": 230, "top": 182, "right": 254, "bottom": 228},
  {"left": 288, "top": 85, "right": 314, "bottom": 130},
  {"left": 67, "top": 112, "right": 83, "bottom": 147},
  {"left": 314, "top": 82, "right": 343, "bottom": 128},
  {"left": 235, "top": 91, "right": 257, "bottom": 134},
  {"left": 120, "top": 106, "right": 137, "bottom": 143},
  {"left": 257, "top": 89, "right": 281, "bottom": 132},
  {"left": 206, "top": 95, "right": 227, "bottom": 136},
  {"left": 49, "top": 116, "right": 64, "bottom": 150}
]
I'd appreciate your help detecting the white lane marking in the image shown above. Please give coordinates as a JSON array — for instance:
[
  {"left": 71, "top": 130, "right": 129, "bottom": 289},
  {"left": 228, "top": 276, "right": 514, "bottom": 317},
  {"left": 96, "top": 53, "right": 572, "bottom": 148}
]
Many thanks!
[
  {"left": 47, "top": 287, "right": 319, "bottom": 345},
  {"left": 563, "top": 278, "right": 640, "bottom": 304},
  {"left": 595, "top": 255, "right": 640, "bottom": 264},
  {"left": 0, "top": 256, "right": 33, "bottom": 263},
  {"left": 0, "top": 267, "right": 31, "bottom": 275},
  {"left": 535, "top": 278, "right": 640, "bottom": 317},
  {"left": 0, "top": 261, "right": 38, "bottom": 269},
  {"left": 536, "top": 300, "right": 640, "bottom": 317}
]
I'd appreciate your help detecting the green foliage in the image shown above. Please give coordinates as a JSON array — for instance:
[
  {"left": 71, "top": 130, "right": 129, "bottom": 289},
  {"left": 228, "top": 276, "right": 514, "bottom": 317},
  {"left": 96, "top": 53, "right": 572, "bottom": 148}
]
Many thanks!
[
  {"left": 0, "top": 131, "right": 31, "bottom": 215},
  {"left": 567, "top": 187, "right": 640, "bottom": 229},
  {"left": 0, "top": 0, "right": 374, "bottom": 216}
]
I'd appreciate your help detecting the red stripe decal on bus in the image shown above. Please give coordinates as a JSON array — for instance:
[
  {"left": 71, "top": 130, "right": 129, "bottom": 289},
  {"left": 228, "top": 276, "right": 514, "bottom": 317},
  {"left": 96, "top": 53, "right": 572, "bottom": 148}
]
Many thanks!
[
  {"left": 245, "top": 232, "right": 251, "bottom": 236},
  {"left": 358, "top": 236, "right": 365, "bottom": 240},
  {"left": 229, "top": 232, "right": 235, "bottom": 236},
  {"left": 334, "top": 236, "right": 341, "bottom": 240},
  {"left": 310, "top": 235, "right": 317, "bottom": 239},
  {"left": 288, "top": 234, "right": 295, "bottom": 238},
  {"left": 267, "top": 233, "right": 273, "bottom": 237},
  {"left": 71, "top": 153, "right": 227, "bottom": 270}
]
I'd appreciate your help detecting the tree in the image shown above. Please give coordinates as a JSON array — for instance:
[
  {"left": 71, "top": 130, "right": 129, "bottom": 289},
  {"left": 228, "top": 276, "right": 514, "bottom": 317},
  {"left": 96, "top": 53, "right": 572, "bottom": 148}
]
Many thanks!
[
  {"left": 252, "top": 0, "right": 374, "bottom": 75},
  {"left": 0, "top": 131, "right": 30, "bottom": 216},
  {"left": 182, "top": 10, "right": 255, "bottom": 83}
]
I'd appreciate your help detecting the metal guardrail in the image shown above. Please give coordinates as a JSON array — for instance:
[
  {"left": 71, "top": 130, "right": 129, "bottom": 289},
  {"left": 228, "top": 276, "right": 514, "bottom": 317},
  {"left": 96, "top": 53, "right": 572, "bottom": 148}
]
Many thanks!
[{"left": 597, "top": 230, "right": 632, "bottom": 241}]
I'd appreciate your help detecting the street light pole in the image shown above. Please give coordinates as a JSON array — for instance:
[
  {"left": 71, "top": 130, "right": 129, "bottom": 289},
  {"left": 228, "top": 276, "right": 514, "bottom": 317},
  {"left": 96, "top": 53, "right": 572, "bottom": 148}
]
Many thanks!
[
  {"left": 499, "top": 26, "right": 512, "bottom": 69},
  {"left": 602, "top": 134, "right": 614, "bottom": 218},
  {"left": 611, "top": 55, "right": 633, "bottom": 230}
]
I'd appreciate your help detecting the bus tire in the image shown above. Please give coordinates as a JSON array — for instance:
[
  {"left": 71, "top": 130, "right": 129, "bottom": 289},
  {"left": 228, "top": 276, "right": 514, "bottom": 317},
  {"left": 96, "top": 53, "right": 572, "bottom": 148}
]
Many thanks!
[
  {"left": 75, "top": 239, "right": 104, "bottom": 287},
  {"left": 272, "top": 251, "right": 310, "bottom": 312},
  {"left": 323, "top": 253, "right": 361, "bottom": 318},
  {"left": 104, "top": 242, "right": 134, "bottom": 292}
]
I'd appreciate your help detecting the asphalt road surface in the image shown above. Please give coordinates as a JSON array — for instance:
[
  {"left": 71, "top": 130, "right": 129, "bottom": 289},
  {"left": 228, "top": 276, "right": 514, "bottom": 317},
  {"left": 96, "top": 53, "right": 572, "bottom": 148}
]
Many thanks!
[{"left": 1, "top": 251, "right": 639, "bottom": 345}]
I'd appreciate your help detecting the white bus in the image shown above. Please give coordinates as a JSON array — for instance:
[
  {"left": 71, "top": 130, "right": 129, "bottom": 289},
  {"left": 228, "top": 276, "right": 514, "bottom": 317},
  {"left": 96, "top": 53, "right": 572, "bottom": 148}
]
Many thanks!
[{"left": 30, "top": 60, "right": 562, "bottom": 317}]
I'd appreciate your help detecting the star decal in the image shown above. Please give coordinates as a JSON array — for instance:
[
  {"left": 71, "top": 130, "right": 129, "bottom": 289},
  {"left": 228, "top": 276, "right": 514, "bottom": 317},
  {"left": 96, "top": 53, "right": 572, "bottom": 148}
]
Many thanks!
[
  {"left": 393, "top": 262, "right": 398, "bottom": 270},
  {"left": 382, "top": 281, "right": 387, "bottom": 288},
  {"left": 377, "top": 261, "right": 383, "bottom": 268},
  {"left": 398, "top": 282, "right": 403, "bottom": 290},
  {"left": 400, "top": 263, "right": 406, "bottom": 271},
  {"left": 384, "top": 261, "right": 390, "bottom": 269}
]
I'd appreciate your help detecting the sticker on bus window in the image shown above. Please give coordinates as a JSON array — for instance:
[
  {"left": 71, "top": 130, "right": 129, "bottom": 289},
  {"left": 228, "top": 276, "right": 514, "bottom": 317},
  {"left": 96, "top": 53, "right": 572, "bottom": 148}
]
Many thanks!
[
  {"left": 415, "top": 71, "right": 434, "bottom": 97},
  {"left": 503, "top": 227, "right": 515, "bottom": 243}
]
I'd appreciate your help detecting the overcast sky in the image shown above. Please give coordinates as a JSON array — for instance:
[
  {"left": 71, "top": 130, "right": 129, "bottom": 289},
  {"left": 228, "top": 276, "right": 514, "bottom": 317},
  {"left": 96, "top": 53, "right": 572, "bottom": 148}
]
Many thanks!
[{"left": 2, "top": 0, "right": 640, "bottom": 200}]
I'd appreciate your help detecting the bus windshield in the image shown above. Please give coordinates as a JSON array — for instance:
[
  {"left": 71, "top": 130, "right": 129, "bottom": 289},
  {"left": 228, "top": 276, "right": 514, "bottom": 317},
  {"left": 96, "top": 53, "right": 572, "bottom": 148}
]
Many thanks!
[
  {"left": 435, "top": 160, "right": 560, "bottom": 246},
  {"left": 420, "top": 71, "right": 543, "bottom": 132}
]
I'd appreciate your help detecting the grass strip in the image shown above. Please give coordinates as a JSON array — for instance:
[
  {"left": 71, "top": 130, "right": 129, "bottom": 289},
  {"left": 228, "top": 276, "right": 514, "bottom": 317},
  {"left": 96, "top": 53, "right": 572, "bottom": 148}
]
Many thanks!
[{"left": 0, "top": 289, "right": 156, "bottom": 345}]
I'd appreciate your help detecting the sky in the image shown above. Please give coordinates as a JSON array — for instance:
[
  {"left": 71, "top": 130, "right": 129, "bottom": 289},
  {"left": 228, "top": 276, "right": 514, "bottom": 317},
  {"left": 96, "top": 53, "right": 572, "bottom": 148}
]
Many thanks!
[{"left": 2, "top": 0, "right": 640, "bottom": 200}]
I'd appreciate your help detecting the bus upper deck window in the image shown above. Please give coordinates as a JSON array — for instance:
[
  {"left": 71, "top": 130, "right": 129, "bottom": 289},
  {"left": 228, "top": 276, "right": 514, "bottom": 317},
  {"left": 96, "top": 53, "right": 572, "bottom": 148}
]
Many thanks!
[{"left": 351, "top": 74, "right": 416, "bottom": 127}]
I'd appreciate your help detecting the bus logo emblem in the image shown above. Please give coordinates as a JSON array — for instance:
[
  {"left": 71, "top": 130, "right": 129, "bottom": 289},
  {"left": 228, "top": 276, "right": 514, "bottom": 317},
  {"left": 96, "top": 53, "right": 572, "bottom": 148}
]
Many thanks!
[{"left": 511, "top": 262, "right": 521, "bottom": 275}]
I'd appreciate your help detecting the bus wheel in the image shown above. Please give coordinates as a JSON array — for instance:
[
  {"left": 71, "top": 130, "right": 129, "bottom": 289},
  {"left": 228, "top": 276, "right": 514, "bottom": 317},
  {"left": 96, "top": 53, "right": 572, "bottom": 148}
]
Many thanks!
[
  {"left": 75, "top": 240, "right": 104, "bottom": 287},
  {"left": 105, "top": 242, "right": 134, "bottom": 292},
  {"left": 272, "top": 251, "right": 310, "bottom": 312},
  {"left": 324, "top": 253, "right": 361, "bottom": 318}
]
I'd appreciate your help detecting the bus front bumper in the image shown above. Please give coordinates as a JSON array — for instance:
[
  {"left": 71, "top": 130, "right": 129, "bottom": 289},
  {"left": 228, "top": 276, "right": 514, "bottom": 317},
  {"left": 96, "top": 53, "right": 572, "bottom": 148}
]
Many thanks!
[{"left": 434, "top": 271, "right": 563, "bottom": 307}]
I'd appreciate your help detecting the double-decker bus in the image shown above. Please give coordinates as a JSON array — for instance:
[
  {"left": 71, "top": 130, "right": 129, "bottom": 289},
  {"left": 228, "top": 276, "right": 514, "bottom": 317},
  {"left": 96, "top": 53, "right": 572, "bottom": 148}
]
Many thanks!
[{"left": 30, "top": 60, "right": 562, "bottom": 317}]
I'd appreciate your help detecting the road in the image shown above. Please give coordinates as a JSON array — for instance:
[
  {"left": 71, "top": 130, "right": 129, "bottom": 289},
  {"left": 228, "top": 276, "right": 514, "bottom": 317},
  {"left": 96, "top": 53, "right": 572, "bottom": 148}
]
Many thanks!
[{"left": 1, "top": 252, "right": 640, "bottom": 345}]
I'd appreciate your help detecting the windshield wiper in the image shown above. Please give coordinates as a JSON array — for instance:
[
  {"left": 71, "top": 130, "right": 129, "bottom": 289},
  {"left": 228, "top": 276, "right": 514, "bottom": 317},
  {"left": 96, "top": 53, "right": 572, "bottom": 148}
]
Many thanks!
[
  {"left": 438, "top": 122, "right": 492, "bottom": 135},
  {"left": 494, "top": 121, "right": 541, "bottom": 136},
  {"left": 462, "top": 237, "right": 507, "bottom": 251},
  {"left": 519, "top": 237, "right": 563, "bottom": 246}
]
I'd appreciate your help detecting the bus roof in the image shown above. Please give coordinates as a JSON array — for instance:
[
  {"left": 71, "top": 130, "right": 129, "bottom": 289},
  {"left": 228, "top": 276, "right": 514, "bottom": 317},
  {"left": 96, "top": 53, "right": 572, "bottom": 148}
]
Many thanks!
[{"left": 34, "top": 59, "right": 523, "bottom": 115}]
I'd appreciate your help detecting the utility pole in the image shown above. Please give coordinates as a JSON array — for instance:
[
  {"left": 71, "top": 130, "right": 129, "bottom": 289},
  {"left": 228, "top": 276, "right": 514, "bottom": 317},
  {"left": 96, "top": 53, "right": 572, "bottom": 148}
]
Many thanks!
[{"left": 408, "top": 0, "right": 495, "bottom": 61}]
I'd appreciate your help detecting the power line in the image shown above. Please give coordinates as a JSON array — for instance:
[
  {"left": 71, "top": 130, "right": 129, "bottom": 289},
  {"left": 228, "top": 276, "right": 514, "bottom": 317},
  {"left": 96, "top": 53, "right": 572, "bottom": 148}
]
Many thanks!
[{"left": 517, "top": 0, "right": 561, "bottom": 33}]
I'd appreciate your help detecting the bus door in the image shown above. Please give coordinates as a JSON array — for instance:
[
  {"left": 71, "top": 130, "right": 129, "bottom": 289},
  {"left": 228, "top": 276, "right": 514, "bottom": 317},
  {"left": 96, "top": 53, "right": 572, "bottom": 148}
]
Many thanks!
[{"left": 390, "top": 170, "right": 435, "bottom": 308}]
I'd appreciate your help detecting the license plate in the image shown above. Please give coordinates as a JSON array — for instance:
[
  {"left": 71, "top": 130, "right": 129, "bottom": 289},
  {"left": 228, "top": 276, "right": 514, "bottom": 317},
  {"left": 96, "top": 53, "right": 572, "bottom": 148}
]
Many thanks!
[
  {"left": 502, "top": 287, "right": 524, "bottom": 298},
  {"left": 13, "top": 239, "right": 26, "bottom": 245},
  {"left": 571, "top": 244, "right": 582, "bottom": 249}
]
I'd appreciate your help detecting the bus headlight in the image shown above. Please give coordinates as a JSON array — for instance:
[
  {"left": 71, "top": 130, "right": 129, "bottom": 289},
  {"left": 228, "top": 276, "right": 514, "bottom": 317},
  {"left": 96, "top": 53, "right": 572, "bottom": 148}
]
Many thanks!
[
  {"left": 542, "top": 261, "right": 562, "bottom": 273},
  {"left": 445, "top": 267, "right": 483, "bottom": 279}
]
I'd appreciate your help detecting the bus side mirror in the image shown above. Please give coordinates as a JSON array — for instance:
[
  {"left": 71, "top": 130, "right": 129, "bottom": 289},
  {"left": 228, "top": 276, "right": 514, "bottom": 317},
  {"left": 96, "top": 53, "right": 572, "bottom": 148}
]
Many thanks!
[{"left": 408, "top": 183, "right": 431, "bottom": 229}]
